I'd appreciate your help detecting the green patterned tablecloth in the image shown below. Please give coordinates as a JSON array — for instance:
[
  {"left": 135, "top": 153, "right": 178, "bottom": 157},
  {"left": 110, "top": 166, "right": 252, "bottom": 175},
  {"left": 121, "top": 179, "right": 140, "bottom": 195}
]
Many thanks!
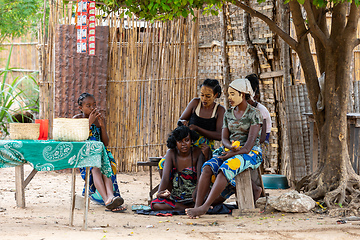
[{"left": 0, "top": 140, "right": 113, "bottom": 177}]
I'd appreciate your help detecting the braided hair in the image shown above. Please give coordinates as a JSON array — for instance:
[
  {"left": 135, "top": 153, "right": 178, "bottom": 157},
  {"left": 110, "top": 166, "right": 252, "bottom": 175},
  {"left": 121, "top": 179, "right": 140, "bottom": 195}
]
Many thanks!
[
  {"left": 201, "top": 79, "right": 222, "bottom": 98},
  {"left": 77, "top": 92, "right": 95, "bottom": 106},
  {"left": 245, "top": 74, "right": 259, "bottom": 92},
  {"left": 166, "top": 125, "right": 199, "bottom": 149},
  {"left": 245, "top": 74, "right": 259, "bottom": 101}
]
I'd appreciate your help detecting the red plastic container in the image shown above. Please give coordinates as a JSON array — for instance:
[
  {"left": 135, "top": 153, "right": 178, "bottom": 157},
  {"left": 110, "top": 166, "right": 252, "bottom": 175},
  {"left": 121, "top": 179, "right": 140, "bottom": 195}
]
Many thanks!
[{"left": 35, "top": 119, "right": 49, "bottom": 140}]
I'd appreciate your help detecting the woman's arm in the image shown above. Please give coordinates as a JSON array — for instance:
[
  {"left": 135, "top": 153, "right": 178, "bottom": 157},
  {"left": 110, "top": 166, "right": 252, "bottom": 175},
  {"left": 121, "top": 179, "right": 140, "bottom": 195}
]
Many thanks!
[
  {"left": 190, "top": 105, "right": 225, "bottom": 141},
  {"left": 178, "top": 98, "right": 198, "bottom": 125},
  {"left": 221, "top": 127, "right": 232, "bottom": 150},
  {"left": 259, "top": 119, "right": 267, "bottom": 143},
  {"left": 98, "top": 114, "right": 109, "bottom": 146},
  {"left": 220, "top": 124, "right": 261, "bottom": 159},
  {"left": 157, "top": 149, "right": 174, "bottom": 198},
  {"left": 196, "top": 149, "right": 205, "bottom": 181}
]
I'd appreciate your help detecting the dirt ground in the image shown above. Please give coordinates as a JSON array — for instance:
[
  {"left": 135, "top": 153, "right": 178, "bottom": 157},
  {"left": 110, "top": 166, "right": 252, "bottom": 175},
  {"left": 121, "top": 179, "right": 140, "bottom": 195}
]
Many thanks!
[{"left": 0, "top": 165, "right": 360, "bottom": 240}]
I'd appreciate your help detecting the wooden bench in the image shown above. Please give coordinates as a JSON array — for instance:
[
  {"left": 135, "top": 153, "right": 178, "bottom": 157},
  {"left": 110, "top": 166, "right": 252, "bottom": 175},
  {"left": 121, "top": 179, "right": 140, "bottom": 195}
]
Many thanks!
[
  {"left": 235, "top": 168, "right": 265, "bottom": 210},
  {"left": 137, "top": 157, "right": 162, "bottom": 204}
]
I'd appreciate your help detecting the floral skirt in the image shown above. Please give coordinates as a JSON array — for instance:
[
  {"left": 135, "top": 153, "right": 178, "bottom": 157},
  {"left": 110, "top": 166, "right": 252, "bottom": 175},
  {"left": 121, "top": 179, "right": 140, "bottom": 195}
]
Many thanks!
[
  {"left": 79, "top": 148, "right": 121, "bottom": 205},
  {"left": 204, "top": 146, "right": 262, "bottom": 199}
]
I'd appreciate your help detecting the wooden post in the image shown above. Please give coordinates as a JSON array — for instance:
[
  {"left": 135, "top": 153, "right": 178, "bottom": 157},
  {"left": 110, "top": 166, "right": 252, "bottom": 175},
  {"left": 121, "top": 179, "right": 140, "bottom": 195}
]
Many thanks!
[
  {"left": 235, "top": 169, "right": 255, "bottom": 210},
  {"left": 309, "top": 121, "right": 319, "bottom": 172},
  {"left": 15, "top": 165, "right": 25, "bottom": 208},
  {"left": 82, "top": 167, "right": 90, "bottom": 230},
  {"left": 69, "top": 168, "right": 76, "bottom": 227}
]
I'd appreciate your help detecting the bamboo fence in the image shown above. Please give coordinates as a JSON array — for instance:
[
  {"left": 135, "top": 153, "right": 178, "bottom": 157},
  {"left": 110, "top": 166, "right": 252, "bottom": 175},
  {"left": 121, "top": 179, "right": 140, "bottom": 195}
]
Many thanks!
[
  {"left": 106, "top": 14, "right": 199, "bottom": 172},
  {"left": 7, "top": 0, "right": 360, "bottom": 176}
]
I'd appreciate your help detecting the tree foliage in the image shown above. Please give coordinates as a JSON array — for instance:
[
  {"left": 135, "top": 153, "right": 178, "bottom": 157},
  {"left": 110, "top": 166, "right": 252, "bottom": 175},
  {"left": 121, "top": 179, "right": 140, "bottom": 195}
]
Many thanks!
[
  {"left": 97, "top": 0, "right": 360, "bottom": 20},
  {"left": 0, "top": 0, "right": 43, "bottom": 42}
]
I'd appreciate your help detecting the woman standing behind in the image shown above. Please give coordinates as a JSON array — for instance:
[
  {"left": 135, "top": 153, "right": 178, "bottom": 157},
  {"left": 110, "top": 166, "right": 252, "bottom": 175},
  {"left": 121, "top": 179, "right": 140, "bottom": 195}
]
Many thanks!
[
  {"left": 178, "top": 79, "right": 225, "bottom": 159},
  {"left": 158, "top": 79, "right": 225, "bottom": 173}
]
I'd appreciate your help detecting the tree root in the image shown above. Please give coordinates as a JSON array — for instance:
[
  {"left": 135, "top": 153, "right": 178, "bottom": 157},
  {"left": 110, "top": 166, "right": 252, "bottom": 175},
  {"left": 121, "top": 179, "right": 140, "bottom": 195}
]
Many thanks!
[{"left": 296, "top": 168, "right": 360, "bottom": 214}]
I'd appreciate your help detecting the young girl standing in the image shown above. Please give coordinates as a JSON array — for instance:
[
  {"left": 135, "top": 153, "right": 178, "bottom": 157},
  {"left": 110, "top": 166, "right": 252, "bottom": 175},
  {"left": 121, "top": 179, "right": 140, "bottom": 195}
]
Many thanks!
[
  {"left": 74, "top": 93, "right": 125, "bottom": 212},
  {"left": 186, "top": 79, "right": 263, "bottom": 218},
  {"left": 151, "top": 125, "right": 205, "bottom": 211}
]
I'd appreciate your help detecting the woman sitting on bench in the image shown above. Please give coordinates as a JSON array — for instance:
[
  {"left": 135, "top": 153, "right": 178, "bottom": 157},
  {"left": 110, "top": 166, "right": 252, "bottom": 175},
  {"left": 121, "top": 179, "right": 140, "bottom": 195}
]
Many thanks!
[
  {"left": 186, "top": 78, "right": 263, "bottom": 218},
  {"left": 151, "top": 125, "right": 205, "bottom": 211}
]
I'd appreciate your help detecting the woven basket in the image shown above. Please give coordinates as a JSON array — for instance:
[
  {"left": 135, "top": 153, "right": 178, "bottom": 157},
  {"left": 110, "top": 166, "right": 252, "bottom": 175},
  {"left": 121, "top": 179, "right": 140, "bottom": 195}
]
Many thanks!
[
  {"left": 9, "top": 123, "right": 40, "bottom": 140},
  {"left": 53, "top": 118, "right": 89, "bottom": 141}
]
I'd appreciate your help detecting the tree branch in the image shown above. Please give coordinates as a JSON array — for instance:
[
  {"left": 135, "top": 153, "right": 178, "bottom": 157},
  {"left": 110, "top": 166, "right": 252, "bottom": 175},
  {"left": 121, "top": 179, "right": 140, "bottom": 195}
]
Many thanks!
[
  {"left": 232, "top": 0, "right": 298, "bottom": 51},
  {"left": 345, "top": 1, "right": 360, "bottom": 48},
  {"left": 330, "top": 2, "right": 347, "bottom": 41},
  {"left": 288, "top": 0, "right": 309, "bottom": 44},
  {"left": 303, "top": 0, "right": 328, "bottom": 47},
  {"left": 354, "top": 39, "right": 360, "bottom": 48},
  {"left": 289, "top": 0, "right": 324, "bottom": 126}
]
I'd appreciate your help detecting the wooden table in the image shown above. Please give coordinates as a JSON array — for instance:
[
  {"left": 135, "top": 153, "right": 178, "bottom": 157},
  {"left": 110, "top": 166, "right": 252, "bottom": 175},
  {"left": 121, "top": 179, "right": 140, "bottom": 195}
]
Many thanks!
[
  {"left": 137, "top": 157, "right": 161, "bottom": 204},
  {"left": 304, "top": 113, "right": 360, "bottom": 174},
  {"left": 0, "top": 140, "right": 112, "bottom": 230}
]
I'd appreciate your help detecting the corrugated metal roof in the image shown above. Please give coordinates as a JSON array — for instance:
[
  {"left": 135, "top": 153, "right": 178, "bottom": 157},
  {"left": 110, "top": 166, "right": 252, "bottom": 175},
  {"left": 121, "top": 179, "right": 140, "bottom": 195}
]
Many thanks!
[{"left": 54, "top": 25, "right": 109, "bottom": 118}]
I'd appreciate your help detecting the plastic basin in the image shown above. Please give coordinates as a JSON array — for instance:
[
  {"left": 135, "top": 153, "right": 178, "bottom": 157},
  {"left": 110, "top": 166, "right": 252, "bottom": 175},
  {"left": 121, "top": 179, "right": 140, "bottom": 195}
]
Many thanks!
[{"left": 262, "top": 174, "right": 289, "bottom": 189}]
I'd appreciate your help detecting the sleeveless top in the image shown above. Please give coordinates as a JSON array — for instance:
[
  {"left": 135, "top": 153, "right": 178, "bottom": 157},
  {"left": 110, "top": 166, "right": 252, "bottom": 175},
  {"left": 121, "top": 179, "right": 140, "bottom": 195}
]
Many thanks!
[{"left": 188, "top": 101, "right": 219, "bottom": 131}]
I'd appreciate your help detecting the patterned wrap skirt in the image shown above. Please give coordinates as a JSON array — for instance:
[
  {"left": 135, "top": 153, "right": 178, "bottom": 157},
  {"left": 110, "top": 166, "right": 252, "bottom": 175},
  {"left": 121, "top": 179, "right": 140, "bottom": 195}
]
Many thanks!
[{"left": 204, "top": 146, "right": 262, "bottom": 199}]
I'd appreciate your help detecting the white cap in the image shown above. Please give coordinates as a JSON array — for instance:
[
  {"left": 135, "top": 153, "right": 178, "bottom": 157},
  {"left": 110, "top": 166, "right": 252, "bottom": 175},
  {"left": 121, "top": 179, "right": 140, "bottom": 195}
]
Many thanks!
[{"left": 229, "top": 78, "right": 254, "bottom": 97}]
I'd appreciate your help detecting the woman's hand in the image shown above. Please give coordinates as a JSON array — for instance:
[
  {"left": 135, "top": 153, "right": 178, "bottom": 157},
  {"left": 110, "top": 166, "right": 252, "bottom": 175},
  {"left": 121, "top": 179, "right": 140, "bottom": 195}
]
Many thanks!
[
  {"left": 97, "top": 112, "right": 105, "bottom": 128},
  {"left": 89, "top": 108, "right": 100, "bottom": 126},
  {"left": 157, "top": 189, "right": 171, "bottom": 199},
  {"left": 219, "top": 151, "right": 236, "bottom": 160},
  {"left": 189, "top": 124, "right": 198, "bottom": 131},
  {"left": 178, "top": 119, "right": 188, "bottom": 126},
  {"left": 200, "top": 143, "right": 210, "bottom": 159}
]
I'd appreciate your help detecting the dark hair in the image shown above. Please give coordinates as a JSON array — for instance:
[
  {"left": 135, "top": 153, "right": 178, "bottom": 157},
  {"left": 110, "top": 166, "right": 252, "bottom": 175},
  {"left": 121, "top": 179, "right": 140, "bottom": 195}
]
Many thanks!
[
  {"left": 201, "top": 79, "right": 222, "bottom": 98},
  {"left": 78, "top": 93, "right": 95, "bottom": 106},
  {"left": 245, "top": 74, "right": 259, "bottom": 92},
  {"left": 166, "top": 125, "right": 199, "bottom": 149}
]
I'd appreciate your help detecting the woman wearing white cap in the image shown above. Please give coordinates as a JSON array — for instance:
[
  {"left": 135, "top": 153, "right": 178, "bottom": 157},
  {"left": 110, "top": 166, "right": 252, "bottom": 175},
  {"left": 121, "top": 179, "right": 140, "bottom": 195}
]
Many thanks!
[{"left": 186, "top": 78, "right": 263, "bottom": 218}]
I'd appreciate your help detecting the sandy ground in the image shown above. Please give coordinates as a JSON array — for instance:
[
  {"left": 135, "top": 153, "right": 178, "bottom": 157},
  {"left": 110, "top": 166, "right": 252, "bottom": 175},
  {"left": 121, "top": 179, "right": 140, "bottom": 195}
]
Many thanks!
[{"left": 0, "top": 165, "right": 360, "bottom": 240}]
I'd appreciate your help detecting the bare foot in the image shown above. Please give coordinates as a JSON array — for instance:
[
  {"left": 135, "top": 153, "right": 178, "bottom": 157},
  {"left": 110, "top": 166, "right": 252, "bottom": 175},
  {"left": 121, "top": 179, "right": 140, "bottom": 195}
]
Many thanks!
[{"left": 185, "top": 206, "right": 208, "bottom": 219}]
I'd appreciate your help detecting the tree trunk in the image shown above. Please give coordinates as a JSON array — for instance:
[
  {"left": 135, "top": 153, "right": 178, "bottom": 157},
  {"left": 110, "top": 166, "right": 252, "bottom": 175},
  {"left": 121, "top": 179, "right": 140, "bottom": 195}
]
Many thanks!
[
  {"left": 296, "top": 20, "right": 360, "bottom": 211},
  {"left": 234, "top": 0, "right": 360, "bottom": 211},
  {"left": 220, "top": 4, "right": 231, "bottom": 108}
]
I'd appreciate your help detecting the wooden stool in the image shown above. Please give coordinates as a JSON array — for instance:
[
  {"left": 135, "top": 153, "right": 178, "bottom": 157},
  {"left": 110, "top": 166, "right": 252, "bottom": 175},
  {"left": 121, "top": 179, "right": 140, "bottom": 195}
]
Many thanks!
[
  {"left": 137, "top": 157, "right": 162, "bottom": 204},
  {"left": 235, "top": 168, "right": 265, "bottom": 210}
]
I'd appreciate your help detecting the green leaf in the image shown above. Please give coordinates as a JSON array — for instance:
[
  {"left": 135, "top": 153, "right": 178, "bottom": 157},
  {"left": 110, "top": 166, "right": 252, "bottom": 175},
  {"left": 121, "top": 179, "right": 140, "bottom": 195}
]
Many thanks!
[{"left": 182, "top": 9, "right": 188, "bottom": 17}]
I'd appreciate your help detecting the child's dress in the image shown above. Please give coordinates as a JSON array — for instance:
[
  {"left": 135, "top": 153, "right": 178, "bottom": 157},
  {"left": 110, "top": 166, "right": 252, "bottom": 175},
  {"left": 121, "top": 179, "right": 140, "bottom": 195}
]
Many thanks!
[
  {"left": 79, "top": 124, "right": 121, "bottom": 205},
  {"left": 150, "top": 166, "right": 197, "bottom": 209}
]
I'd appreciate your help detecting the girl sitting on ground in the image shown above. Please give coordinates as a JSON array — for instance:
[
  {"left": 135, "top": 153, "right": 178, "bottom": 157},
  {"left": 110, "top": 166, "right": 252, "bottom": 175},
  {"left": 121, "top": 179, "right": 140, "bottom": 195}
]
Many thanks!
[
  {"left": 151, "top": 125, "right": 205, "bottom": 211},
  {"left": 74, "top": 93, "right": 125, "bottom": 213},
  {"left": 185, "top": 78, "right": 263, "bottom": 218}
]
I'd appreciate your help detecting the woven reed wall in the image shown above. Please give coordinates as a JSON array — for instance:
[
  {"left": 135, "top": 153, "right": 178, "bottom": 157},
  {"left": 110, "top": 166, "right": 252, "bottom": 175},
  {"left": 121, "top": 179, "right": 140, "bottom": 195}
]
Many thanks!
[
  {"left": 107, "top": 15, "right": 199, "bottom": 172},
  {"left": 0, "top": 37, "right": 39, "bottom": 84},
  {"left": 198, "top": 1, "right": 280, "bottom": 172},
  {"left": 285, "top": 82, "right": 360, "bottom": 181}
]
